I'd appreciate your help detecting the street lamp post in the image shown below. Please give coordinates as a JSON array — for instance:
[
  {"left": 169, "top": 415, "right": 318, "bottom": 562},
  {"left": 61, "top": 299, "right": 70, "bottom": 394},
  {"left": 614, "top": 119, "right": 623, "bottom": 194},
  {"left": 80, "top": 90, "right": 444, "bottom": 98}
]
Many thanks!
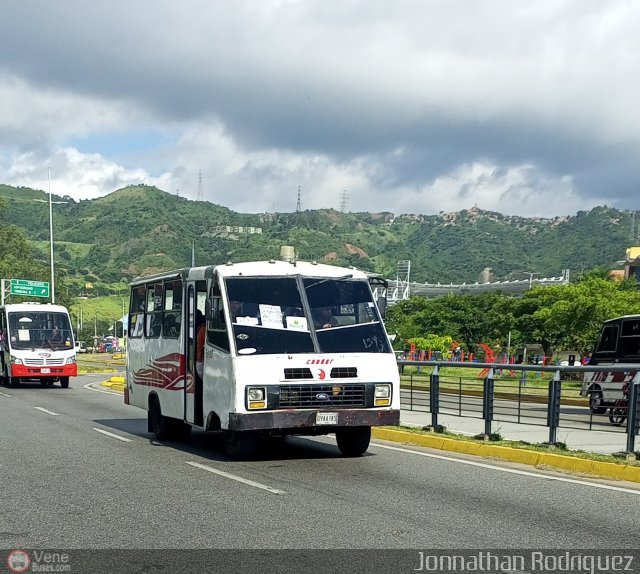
[{"left": 34, "top": 168, "right": 68, "bottom": 304}]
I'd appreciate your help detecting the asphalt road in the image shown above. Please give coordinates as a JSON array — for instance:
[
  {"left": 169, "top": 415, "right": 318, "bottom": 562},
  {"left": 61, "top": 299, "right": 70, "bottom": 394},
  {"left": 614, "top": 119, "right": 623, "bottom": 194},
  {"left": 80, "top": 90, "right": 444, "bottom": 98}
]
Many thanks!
[{"left": 1, "top": 375, "right": 640, "bottom": 551}]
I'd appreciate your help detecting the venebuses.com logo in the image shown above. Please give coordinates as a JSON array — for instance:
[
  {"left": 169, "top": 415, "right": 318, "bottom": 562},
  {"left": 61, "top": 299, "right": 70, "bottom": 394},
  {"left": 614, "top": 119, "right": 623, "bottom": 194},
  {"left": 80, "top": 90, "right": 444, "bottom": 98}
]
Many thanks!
[
  {"left": 6, "top": 549, "right": 71, "bottom": 573},
  {"left": 7, "top": 550, "right": 31, "bottom": 573}
]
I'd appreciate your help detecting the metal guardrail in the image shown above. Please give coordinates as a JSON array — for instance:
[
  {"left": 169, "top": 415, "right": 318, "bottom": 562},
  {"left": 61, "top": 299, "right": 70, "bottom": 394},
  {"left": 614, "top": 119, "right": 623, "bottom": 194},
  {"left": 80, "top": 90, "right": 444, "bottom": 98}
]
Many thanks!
[{"left": 398, "top": 361, "right": 640, "bottom": 455}]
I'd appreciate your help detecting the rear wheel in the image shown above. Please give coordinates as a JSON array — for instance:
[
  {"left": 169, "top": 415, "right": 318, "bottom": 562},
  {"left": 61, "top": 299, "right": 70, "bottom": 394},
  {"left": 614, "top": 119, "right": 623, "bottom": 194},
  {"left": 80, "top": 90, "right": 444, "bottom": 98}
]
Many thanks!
[
  {"left": 223, "top": 430, "right": 258, "bottom": 459},
  {"left": 589, "top": 390, "right": 607, "bottom": 415},
  {"left": 149, "top": 397, "right": 191, "bottom": 441},
  {"left": 60, "top": 377, "right": 69, "bottom": 389},
  {"left": 335, "top": 426, "right": 371, "bottom": 457}
]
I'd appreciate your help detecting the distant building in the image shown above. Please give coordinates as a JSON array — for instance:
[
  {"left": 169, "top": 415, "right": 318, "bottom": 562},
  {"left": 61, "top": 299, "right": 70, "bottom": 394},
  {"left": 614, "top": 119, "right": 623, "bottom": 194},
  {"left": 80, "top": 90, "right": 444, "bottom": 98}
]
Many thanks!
[{"left": 622, "top": 246, "right": 640, "bottom": 283}]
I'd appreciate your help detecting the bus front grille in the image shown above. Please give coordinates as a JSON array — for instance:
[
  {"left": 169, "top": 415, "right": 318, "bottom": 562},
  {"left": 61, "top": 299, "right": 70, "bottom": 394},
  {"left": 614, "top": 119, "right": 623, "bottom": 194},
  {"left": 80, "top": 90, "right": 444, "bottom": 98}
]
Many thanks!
[
  {"left": 23, "top": 358, "right": 65, "bottom": 366},
  {"left": 284, "top": 368, "right": 313, "bottom": 379},
  {"left": 278, "top": 384, "right": 365, "bottom": 408},
  {"left": 330, "top": 367, "right": 357, "bottom": 378}
]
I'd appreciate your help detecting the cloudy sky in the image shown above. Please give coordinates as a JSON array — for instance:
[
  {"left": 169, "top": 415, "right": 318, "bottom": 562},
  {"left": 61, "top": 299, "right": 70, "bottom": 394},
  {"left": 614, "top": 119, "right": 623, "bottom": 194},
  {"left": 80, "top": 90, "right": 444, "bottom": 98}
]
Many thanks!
[{"left": 1, "top": 0, "right": 639, "bottom": 217}]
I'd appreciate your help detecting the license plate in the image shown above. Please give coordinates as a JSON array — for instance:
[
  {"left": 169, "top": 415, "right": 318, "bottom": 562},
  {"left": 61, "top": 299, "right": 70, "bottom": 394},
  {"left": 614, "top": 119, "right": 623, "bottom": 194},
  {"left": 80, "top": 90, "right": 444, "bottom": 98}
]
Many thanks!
[
  {"left": 41, "top": 368, "right": 50, "bottom": 374},
  {"left": 316, "top": 412, "right": 338, "bottom": 425}
]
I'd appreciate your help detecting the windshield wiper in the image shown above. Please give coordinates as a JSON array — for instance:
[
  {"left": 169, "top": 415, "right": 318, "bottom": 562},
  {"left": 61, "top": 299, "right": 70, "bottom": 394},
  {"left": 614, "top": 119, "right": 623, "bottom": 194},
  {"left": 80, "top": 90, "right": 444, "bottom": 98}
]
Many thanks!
[{"left": 304, "top": 274, "right": 353, "bottom": 291}]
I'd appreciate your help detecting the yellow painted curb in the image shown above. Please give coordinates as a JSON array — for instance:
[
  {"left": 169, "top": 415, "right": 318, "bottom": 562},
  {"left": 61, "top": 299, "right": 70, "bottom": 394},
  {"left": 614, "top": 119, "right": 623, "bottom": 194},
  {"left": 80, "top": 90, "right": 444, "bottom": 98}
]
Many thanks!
[
  {"left": 110, "top": 376, "right": 125, "bottom": 383},
  {"left": 372, "top": 427, "right": 640, "bottom": 484}
]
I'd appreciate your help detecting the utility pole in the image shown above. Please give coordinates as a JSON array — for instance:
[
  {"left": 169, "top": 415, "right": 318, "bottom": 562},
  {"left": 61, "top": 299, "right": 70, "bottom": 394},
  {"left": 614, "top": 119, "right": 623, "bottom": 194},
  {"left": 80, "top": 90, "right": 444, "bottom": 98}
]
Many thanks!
[
  {"left": 523, "top": 272, "right": 540, "bottom": 290},
  {"left": 339, "top": 189, "right": 349, "bottom": 213},
  {"left": 33, "top": 168, "right": 68, "bottom": 304}
]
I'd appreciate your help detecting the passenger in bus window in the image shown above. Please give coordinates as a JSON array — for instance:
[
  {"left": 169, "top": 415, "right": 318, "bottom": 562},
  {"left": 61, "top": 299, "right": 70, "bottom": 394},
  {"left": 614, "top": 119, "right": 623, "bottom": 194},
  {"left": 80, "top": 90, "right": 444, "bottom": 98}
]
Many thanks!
[{"left": 313, "top": 307, "right": 337, "bottom": 329}]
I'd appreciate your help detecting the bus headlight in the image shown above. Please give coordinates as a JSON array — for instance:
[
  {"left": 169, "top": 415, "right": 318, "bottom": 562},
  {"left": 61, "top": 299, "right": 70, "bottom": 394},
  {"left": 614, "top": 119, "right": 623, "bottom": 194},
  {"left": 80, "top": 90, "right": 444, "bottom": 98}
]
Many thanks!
[
  {"left": 10, "top": 356, "right": 23, "bottom": 365},
  {"left": 66, "top": 356, "right": 77, "bottom": 365},
  {"left": 374, "top": 384, "right": 391, "bottom": 406},
  {"left": 247, "top": 387, "right": 267, "bottom": 410}
]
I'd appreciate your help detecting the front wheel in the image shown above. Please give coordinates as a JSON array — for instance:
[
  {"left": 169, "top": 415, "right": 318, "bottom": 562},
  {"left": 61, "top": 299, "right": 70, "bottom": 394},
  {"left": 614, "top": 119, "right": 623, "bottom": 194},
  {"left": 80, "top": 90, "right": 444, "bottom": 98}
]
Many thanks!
[
  {"left": 335, "top": 426, "right": 371, "bottom": 457},
  {"left": 60, "top": 377, "right": 69, "bottom": 389},
  {"left": 589, "top": 390, "right": 607, "bottom": 415},
  {"left": 223, "top": 430, "right": 258, "bottom": 459}
]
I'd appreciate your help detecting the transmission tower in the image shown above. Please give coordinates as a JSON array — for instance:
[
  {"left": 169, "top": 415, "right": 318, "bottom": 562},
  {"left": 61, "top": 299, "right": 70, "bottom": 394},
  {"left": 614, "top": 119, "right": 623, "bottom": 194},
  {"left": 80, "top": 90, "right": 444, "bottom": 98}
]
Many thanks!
[
  {"left": 339, "top": 189, "right": 349, "bottom": 213},
  {"left": 631, "top": 211, "right": 637, "bottom": 243},
  {"left": 198, "top": 170, "right": 203, "bottom": 201},
  {"left": 390, "top": 260, "right": 411, "bottom": 303},
  {"left": 296, "top": 186, "right": 302, "bottom": 212}
]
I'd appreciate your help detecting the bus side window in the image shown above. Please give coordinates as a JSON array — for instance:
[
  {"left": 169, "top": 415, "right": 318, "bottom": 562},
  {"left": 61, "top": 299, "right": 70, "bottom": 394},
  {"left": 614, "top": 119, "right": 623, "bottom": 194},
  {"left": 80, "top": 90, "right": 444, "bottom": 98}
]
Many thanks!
[
  {"left": 207, "top": 297, "right": 229, "bottom": 352},
  {"left": 129, "top": 286, "right": 146, "bottom": 339},
  {"left": 145, "top": 283, "right": 163, "bottom": 339},
  {"left": 163, "top": 279, "right": 182, "bottom": 339}
]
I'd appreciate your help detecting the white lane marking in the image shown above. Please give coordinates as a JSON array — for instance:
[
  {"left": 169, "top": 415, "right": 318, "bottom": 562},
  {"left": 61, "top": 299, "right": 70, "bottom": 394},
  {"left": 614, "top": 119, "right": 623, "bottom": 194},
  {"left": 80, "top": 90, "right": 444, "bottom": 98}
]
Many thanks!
[
  {"left": 371, "top": 442, "right": 640, "bottom": 496},
  {"left": 0, "top": 391, "right": 12, "bottom": 398},
  {"left": 34, "top": 406, "right": 59, "bottom": 416},
  {"left": 186, "top": 461, "right": 287, "bottom": 495},
  {"left": 93, "top": 427, "right": 132, "bottom": 443},
  {"left": 83, "top": 382, "right": 123, "bottom": 397}
]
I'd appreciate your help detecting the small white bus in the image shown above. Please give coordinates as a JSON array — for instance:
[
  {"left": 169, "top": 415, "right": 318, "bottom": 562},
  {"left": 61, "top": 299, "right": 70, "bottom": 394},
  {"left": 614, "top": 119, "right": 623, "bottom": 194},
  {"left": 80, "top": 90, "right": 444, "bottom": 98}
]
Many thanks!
[
  {"left": 581, "top": 314, "right": 640, "bottom": 413},
  {"left": 0, "top": 303, "right": 77, "bottom": 388},
  {"left": 125, "top": 251, "right": 400, "bottom": 457}
]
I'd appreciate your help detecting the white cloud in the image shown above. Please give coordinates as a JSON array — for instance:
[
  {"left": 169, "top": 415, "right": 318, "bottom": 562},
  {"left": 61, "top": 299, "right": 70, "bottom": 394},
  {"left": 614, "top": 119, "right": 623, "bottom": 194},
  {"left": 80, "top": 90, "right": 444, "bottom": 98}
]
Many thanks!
[{"left": 0, "top": 1, "right": 639, "bottom": 216}]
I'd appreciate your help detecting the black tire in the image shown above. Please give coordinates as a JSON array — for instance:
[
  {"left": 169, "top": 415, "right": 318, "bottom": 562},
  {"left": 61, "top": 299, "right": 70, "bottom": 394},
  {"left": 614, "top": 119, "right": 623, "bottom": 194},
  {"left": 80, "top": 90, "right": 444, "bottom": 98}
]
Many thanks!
[
  {"left": 149, "top": 397, "right": 191, "bottom": 441},
  {"left": 3, "top": 366, "right": 16, "bottom": 387},
  {"left": 60, "top": 377, "right": 69, "bottom": 389},
  {"left": 609, "top": 407, "right": 627, "bottom": 426},
  {"left": 589, "top": 390, "right": 607, "bottom": 415},
  {"left": 223, "top": 430, "right": 258, "bottom": 459},
  {"left": 335, "top": 426, "right": 371, "bottom": 457},
  {"left": 149, "top": 397, "right": 172, "bottom": 440}
]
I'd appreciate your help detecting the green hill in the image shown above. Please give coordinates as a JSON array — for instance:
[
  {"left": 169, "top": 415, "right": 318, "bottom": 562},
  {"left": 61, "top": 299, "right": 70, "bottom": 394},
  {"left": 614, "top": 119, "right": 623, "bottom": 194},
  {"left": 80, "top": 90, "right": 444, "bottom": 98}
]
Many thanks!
[{"left": 0, "top": 184, "right": 636, "bottom": 293}]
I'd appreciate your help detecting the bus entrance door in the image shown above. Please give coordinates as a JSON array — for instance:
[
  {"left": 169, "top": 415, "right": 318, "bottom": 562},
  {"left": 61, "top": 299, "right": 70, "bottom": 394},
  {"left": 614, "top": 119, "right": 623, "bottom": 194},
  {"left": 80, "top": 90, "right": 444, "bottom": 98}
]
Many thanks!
[{"left": 185, "top": 284, "right": 197, "bottom": 425}]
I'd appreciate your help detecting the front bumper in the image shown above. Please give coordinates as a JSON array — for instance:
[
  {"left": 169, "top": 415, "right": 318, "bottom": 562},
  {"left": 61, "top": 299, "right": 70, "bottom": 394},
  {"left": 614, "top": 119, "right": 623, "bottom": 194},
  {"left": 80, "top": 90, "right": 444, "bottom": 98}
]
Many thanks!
[
  {"left": 228, "top": 408, "right": 400, "bottom": 431},
  {"left": 11, "top": 364, "right": 77, "bottom": 378}
]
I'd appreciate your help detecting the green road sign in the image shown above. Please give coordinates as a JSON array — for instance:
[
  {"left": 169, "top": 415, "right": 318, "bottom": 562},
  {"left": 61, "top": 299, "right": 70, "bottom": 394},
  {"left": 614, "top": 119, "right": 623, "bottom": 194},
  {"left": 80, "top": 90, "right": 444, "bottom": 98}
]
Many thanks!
[{"left": 10, "top": 279, "right": 50, "bottom": 298}]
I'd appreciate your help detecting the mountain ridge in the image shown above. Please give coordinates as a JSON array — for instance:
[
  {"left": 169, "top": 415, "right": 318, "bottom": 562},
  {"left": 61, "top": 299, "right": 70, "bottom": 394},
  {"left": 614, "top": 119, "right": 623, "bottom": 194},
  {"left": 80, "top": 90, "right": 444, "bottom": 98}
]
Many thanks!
[{"left": 0, "top": 184, "right": 635, "bottom": 287}]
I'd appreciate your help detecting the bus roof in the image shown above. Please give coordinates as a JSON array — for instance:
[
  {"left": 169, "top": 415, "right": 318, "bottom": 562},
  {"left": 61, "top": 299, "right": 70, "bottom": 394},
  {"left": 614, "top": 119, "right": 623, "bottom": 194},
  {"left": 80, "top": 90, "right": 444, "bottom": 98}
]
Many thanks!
[
  {"left": 602, "top": 314, "right": 640, "bottom": 325},
  {"left": 130, "top": 260, "right": 369, "bottom": 285},
  {"left": 215, "top": 260, "right": 368, "bottom": 279},
  {"left": 0, "top": 303, "right": 70, "bottom": 314}
]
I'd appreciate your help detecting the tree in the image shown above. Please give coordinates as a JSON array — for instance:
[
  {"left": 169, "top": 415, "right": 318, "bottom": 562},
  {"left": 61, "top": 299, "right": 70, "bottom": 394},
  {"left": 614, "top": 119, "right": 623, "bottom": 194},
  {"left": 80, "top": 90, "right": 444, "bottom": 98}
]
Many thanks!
[
  {"left": 0, "top": 198, "right": 71, "bottom": 307},
  {"left": 512, "top": 276, "right": 640, "bottom": 355},
  {"left": 387, "top": 292, "right": 513, "bottom": 353}
]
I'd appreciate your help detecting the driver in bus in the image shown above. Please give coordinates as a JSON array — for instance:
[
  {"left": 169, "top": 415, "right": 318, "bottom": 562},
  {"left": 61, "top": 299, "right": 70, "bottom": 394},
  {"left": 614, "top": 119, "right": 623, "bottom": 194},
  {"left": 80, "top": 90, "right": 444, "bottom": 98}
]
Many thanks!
[
  {"left": 313, "top": 307, "right": 338, "bottom": 329},
  {"left": 51, "top": 327, "right": 63, "bottom": 342}
]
